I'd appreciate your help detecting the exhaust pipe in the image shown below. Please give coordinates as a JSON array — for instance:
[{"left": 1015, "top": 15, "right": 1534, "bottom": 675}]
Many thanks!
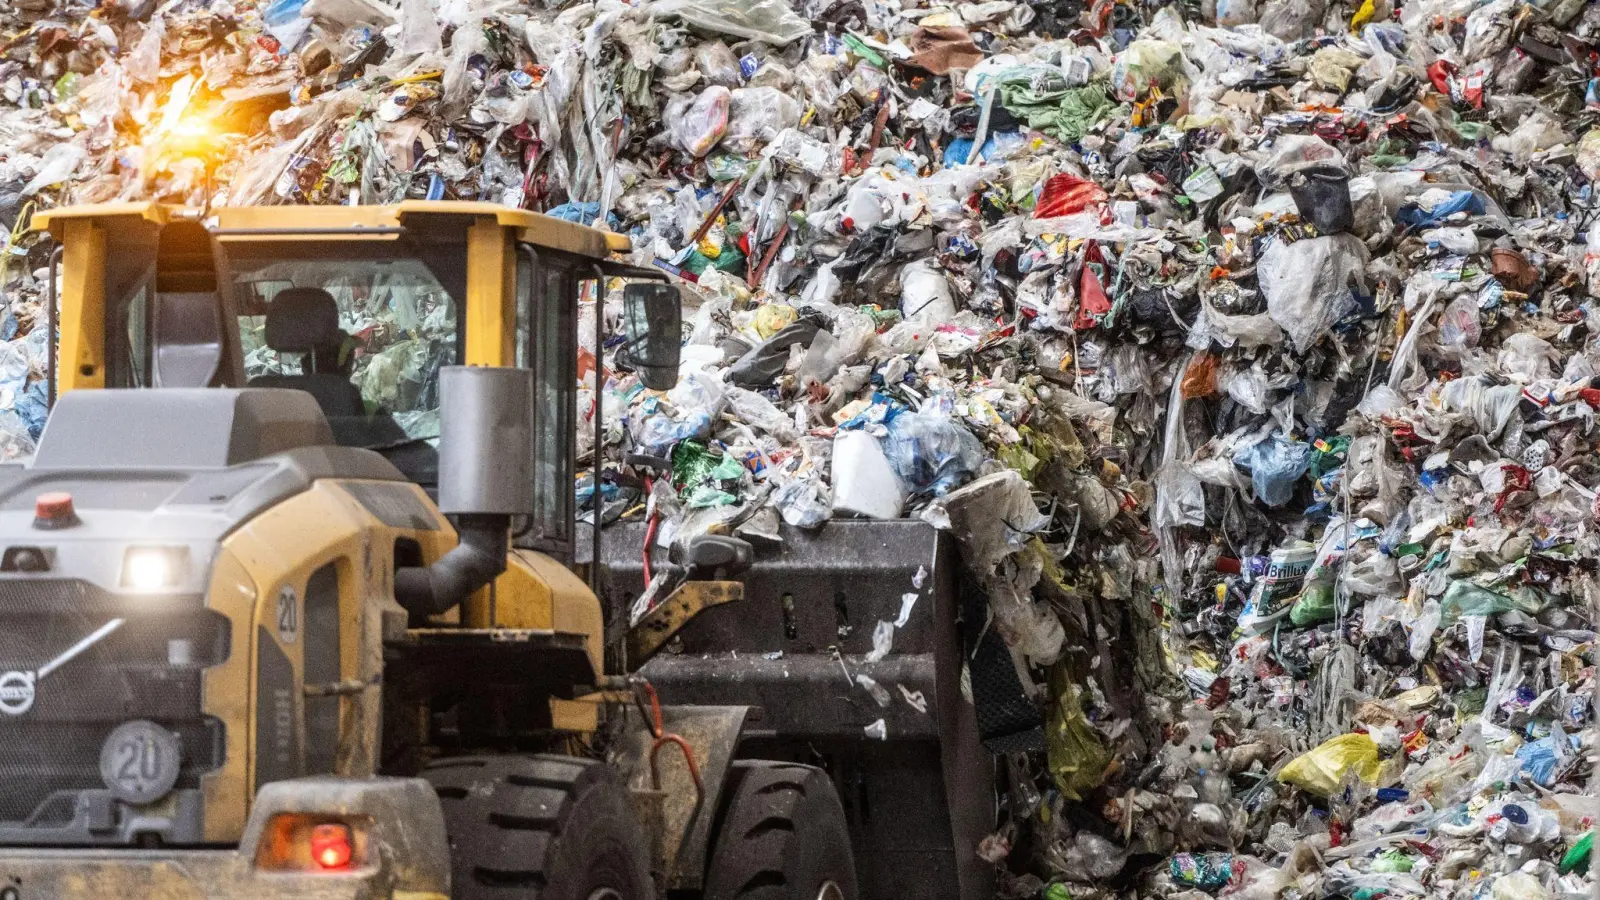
[
  {"left": 394, "top": 367, "right": 534, "bottom": 617},
  {"left": 395, "top": 514, "right": 508, "bottom": 615}
]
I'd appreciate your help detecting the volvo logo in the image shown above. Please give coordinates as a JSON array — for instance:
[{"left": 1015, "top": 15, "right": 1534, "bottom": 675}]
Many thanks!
[
  {"left": 0, "top": 671, "right": 35, "bottom": 716},
  {"left": 0, "top": 616, "right": 126, "bottom": 717}
]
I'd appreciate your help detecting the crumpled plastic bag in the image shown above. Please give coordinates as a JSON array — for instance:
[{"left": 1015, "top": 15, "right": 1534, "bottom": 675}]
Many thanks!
[
  {"left": 1155, "top": 363, "right": 1204, "bottom": 528},
  {"left": 1579, "top": 129, "right": 1600, "bottom": 184},
  {"left": 1110, "top": 40, "right": 1187, "bottom": 102},
  {"left": 0, "top": 409, "right": 36, "bottom": 460},
  {"left": 724, "top": 386, "right": 799, "bottom": 442},
  {"left": 263, "top": 0, "right": 314, "bottom": 50},
  {"left": 22, "top": 142, "right": 85, "bottom": 197},
  {"left": 1515, "top": 730, "right": 1578, "bottom": 787},
  {"left": 1439, "top": 579, "right": 1546, "bottom": 626},
  {"left": 1289, "top": 580, "right": 1336, "bottom": 626},
  {"left": 1257, "top": 233, "right": 1368, "bottom": 353},
  {"left": 650, "top": 0, "right": 814, "bottom": 46},
  {"left": 125, "top": 19, "right": 165, "bottom": 84},
  {"left": 693, "top": 41, "right": 742, "bottom": 88},
  {"left": 397, "top": 0, "right": 443, "bottom": 55},
  {"left": 1461, "top": 0, "right": 1517, "bottom": 65},
  {"left": 920, "top": 470, "right": 1048, "bottom": 571},
  {"left": 1186, "top": 295, "right": 1284, "bottom": 350},
  {"left": 723, "top": 87, "right": 802, "bottom": 153},
  {"left": 1055, "top": 832, "right": 1131, "bottom": 883},
  {"left": 1496, "top": 332, "right": 1557, "bottom": 382},
  {"left": 1437, "top": 294, "right": 1482, "bottom": 350},
  {"left": 881, "top": 410, "right": 986, "bottom": 496},
  {"left": 771, "top": 468, "right": 830, "bottom": 528},
  {"left": 1438, "top": 376, "right": 1522, "bottom": 441},
  {"left": 1231, "top": 436, "right": 1310, "bottom": 507},
  {"left": 1046, "top": 663, "right": 1113, "bottom": 800},
  {"left": 727, "top": 320, "right": 820, "bottom": 388},
  {"left": 1278, "top": 733, "right": 1382, "bottom": 797},
  {"left": 1256, "top": 134, "right": 1348, "bottom": 188},
  {"left": 628, "top": 369, "right": 726, "bottom": 456},
  {"left": 1258, "top": 0, "right": 1326, "bottom": 41},
  {"left": 666, "top": 86, "right": 731, "bottom": 158}
]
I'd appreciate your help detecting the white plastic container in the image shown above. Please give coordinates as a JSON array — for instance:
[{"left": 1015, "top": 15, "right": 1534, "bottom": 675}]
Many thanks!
[
  {"left": 900, "top": 259, "right": 957, "bottom": 321},
  {"left": 831, "top": 430, "right": 904, "bottom": 520}
]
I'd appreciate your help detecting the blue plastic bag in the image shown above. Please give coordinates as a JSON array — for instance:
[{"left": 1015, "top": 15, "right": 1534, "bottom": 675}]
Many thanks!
[
  {"left": 1232, "top": 437, "right": 1311, "bottom": 507},
  {"left": 547, "top": 201, "right": 602, "bottom": 224},
  {"left": 1516, "top": 733, "right": 1578, "bottom": 786},
  {"left": 1396, "top": 190, "right": 1485, "bottom": 228},
  {"left": 262, "top": 0, "right": 308, "bottom": 24},
  {"left": 880, "top": 410, "right": 985, "bottom": 496},
  {"left": 16, "top": 380, "right": 46, "bottom": 439},
  {"left": 261, "top": 0, "right": 312, "bottom": 50}
]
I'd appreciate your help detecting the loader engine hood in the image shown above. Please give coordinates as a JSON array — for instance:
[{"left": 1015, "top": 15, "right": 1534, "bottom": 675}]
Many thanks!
[{"left": 0, "top": 388, "right": 403, "bottom": 847}]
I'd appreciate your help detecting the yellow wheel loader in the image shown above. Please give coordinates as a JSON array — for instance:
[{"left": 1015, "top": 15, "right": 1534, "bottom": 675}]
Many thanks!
[{"left": 0, "top": 202, "right": 862, "bottom": 900}]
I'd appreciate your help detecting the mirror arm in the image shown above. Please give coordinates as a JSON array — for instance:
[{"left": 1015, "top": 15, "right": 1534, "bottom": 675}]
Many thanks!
[
  {"left": 592, "top": 258, "right": 672, "bottom": 284},
  {"left": 516, "top": 242, "right": 542, "bottom": 292}
]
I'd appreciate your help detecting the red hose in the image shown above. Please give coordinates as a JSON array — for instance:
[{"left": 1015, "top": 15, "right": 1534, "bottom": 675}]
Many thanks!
[{"left": 637, "top": 679, "right": 704, "bottom": 799}]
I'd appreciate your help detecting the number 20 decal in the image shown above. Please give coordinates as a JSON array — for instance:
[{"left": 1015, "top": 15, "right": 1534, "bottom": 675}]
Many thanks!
[{"left": 277, "top": 585, "right": 298, "bottom": 644}]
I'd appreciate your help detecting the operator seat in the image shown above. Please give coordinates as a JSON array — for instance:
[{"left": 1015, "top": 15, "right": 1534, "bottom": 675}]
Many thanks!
[{"left": 247, "top": 287, "right": 367, "bottom": 419}]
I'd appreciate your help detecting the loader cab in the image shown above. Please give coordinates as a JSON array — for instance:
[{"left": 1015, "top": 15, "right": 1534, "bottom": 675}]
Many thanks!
[{"left": 32, "top": 201, "right": 636, "bottom": 560}]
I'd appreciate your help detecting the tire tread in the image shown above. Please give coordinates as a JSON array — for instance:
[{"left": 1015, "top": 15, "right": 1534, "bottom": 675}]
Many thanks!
[{"left": 422, "top": 754, "right": 650, "bottom": 900}]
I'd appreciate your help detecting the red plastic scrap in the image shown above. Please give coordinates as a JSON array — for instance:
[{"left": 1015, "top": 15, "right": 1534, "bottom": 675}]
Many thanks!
[
  {"left": 1494, "top": 465, "right": 1532, "bottom": 513},
  {"left": 1073, "top": 241, "right": 1113, "bottom": 331},
  {"left": 1427, "top": 60, "right": 1457, "bottom": 95},
  {"left": 1034, "top": 173, "right": 1109, "bottom": 219}
]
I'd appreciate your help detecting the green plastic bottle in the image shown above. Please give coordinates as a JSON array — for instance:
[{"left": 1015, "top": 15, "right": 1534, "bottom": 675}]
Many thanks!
[{"left": 1560, "top": 830, "right": 1593, "bottom": 875}]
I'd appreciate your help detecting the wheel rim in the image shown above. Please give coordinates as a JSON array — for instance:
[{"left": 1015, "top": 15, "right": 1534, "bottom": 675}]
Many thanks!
[
  {"left": 587, "top": 890, "right": 624, "bottom": 900},
  {"left": 816, "top": 882, "right": 845, "bottom": 900}
]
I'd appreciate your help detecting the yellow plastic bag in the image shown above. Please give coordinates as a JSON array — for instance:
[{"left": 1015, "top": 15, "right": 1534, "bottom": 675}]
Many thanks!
[
  {"left": 1046, "top": 664, "right": 1113, "bottom": 801},
  {"left": 1349, "top": 0, "right": 1377, "bottom": 29},
  {"left": 751, "top": 304, "right": 799, "bottom": 339},
  {"left": 1278, "top": 733, "right": 1381, "bottom": 798}
]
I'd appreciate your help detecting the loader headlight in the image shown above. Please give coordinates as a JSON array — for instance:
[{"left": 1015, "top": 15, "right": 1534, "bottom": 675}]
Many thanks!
[{"left": 122, "top": 546, "right": 189, "bottom": 592}]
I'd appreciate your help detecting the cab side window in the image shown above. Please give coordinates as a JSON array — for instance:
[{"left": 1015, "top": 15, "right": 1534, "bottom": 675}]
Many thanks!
[{"left": 515, "top": 248, "right": 575, "bottom": 554}]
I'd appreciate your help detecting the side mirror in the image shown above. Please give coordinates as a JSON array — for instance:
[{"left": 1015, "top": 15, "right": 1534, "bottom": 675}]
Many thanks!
[{"left": 618, "top": 282, "right": 682, "bottom": 391}]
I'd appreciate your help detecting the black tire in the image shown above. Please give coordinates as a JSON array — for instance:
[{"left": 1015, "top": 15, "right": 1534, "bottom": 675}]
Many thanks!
[
  {"left": 422, "top": 754, "right": 654, "bottom": 900},
  {"left": 703, "top": 761, "right": 858, "bottom": 900}
]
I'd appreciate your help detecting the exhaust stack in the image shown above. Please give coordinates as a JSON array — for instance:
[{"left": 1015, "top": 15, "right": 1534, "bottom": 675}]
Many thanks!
[{"left": 395, "top": 367, "right": 535, "bottom": 616}]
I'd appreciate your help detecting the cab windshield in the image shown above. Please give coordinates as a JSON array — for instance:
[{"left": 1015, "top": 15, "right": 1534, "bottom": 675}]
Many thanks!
[{"left": 221, "top": 245, "right": 463, "bottom": 447}]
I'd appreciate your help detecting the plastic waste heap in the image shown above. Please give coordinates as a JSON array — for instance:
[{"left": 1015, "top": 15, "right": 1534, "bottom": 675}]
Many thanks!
[{"left": 5, "top": 0, "right": 1600, "bottom": 896}]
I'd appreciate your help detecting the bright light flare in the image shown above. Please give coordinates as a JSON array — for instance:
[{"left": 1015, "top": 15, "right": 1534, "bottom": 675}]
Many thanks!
[
  {"left": 152, "top": 73, "right": 220, "bottom": 156},
  {"left": 310, "top": 823, "right": 353, "bottom": 870},
  {"left": 165, "top": 116, "right": 217, "bottom": 149},
  {"left": 122, "top": 547, "right": 180, "bottom": 591}
]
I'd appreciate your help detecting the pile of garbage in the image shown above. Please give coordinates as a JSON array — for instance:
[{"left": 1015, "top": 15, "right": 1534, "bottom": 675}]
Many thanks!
[{"left": 7, "top": 0, "right": 1600, "bottom": 896}]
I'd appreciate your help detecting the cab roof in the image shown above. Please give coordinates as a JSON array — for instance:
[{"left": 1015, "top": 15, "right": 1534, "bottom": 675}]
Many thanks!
[{"left": 32, "top": 201, "right": 630, "bottom": 259}]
